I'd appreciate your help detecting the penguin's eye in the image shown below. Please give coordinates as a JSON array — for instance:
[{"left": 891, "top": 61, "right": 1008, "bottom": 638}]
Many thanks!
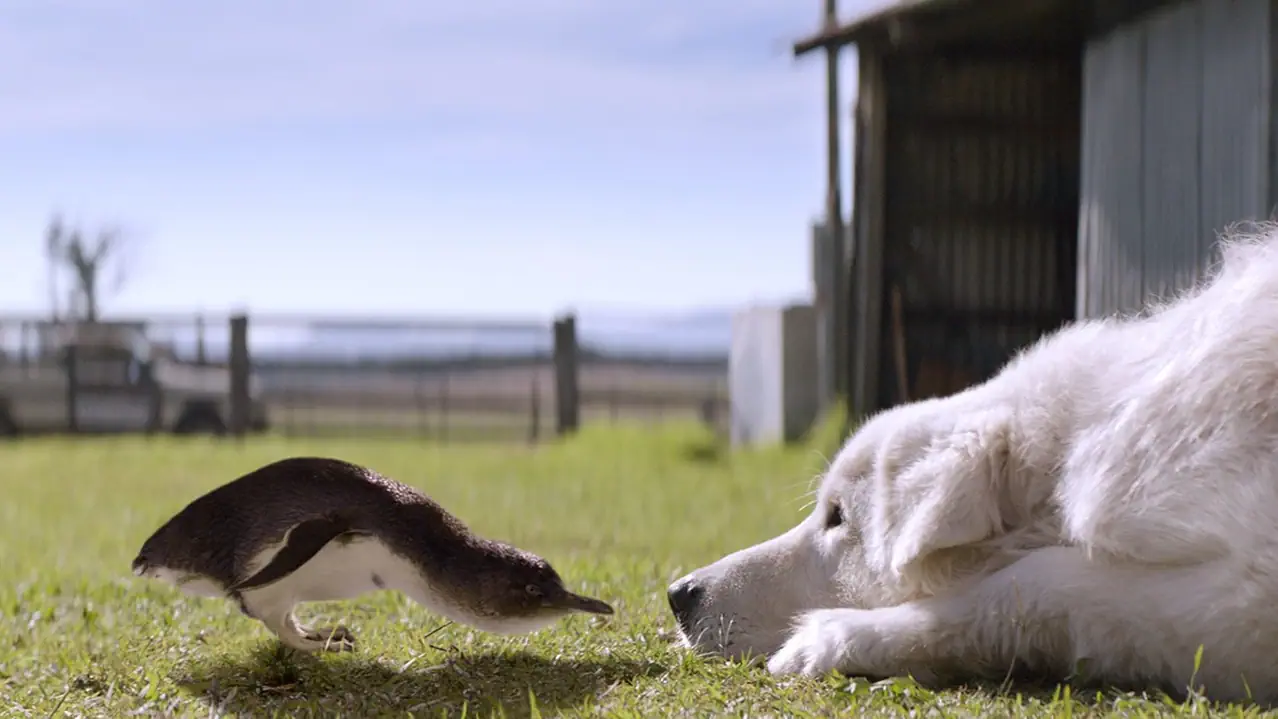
[{"left": 525, "top": 583, "right": 542, "bottom": 597}]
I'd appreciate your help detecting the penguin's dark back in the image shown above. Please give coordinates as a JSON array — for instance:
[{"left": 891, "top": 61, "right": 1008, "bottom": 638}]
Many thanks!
[{"left": 133, "top": 456, "right": 474, "bottom": 586}]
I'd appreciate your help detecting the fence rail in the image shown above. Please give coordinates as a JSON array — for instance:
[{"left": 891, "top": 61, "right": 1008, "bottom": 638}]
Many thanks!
[{"left": 0, "top": 312, "right": 729, "bottom": 442}]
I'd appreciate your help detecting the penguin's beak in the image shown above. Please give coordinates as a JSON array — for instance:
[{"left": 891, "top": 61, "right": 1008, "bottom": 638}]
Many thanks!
[{"left": 548, "top": 590, "right": 614, "bottom": 615}]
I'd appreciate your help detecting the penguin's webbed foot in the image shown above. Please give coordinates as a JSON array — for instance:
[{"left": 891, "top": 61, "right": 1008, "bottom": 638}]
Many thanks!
[
  {"left": 261, "top": 609, "right": 359, "bottom": 653},
  {"left": 301, "top": 624, "right": 357, "bottom": 652}
]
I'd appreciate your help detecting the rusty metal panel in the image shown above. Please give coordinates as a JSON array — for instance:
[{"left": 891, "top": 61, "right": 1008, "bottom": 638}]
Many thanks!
[
  {"left": 1079, "top": 0, "right": 1272, "bottom": 319},
  {"left": 879, "top": 49, "right": 1080, "bottom": 405}
]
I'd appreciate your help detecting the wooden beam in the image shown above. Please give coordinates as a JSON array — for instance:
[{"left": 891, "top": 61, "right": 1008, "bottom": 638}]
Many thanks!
[
  {"left": 793, "top": 0, "right": 1088, "bottom": 56},
  {"left": 793, "top": 0, "right": 968, "bottom": 56},
  {"left": 823, "top": 0, "right": 847, "bottom": 401},
  {"left": 850, "top": 51, "right": 888, "bottom": 417}
]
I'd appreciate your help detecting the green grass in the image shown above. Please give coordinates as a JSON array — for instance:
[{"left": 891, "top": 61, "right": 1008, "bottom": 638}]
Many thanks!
[{"left": 0, "top": 423, "right": 1271, "bottom": 717}]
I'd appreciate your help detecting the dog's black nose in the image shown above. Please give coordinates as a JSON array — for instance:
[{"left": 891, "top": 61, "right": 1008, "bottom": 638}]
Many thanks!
[{"left": 666, "top": 578, "right": 704, "bottom": 618}]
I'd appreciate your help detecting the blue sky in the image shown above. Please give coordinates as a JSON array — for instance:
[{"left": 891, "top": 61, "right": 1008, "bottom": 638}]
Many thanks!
[{"left": 0, "top": 1, "right": 872, "bottom": 321}]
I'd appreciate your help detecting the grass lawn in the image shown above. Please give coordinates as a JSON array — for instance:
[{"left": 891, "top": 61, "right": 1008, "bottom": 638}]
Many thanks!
[{"left": 0, "top": 421, "right": 1272, "bottom": 717}]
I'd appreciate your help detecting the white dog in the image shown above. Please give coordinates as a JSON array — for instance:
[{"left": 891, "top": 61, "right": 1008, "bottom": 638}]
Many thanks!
[{"left": 668, "top": 226, "right": 1278, "bottom": 703}]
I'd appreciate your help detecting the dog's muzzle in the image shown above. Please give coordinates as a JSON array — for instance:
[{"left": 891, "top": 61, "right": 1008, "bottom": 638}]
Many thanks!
[{"left": 666, "top": 575, "right": 705, "bottom": 632}]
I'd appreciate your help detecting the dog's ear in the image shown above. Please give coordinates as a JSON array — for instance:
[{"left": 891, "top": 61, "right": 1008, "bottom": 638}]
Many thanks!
[{"left": 883, "top": 410, "right": 1012, "bottom": 580}]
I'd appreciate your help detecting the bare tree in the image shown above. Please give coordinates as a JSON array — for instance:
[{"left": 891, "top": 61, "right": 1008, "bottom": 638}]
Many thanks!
[
  {"left": 44, "top": 216, "right": 62, "bottom": 321},
  {"left": 45, "top": 213, "right": 133, "bottom": 323}
]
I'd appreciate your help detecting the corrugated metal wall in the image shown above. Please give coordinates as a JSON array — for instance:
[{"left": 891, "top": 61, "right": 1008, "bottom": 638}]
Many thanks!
[
  {"left": 1078, "top": 0, "right": 1273, "bottom": 318},
  {"left": 878, "top": 50, "right": 1080, "bottom": 406}
]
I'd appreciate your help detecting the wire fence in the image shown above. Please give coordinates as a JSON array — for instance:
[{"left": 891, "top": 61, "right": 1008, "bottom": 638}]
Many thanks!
[{"left": 0, "top": 312, "right": 729, "bottom": 442}]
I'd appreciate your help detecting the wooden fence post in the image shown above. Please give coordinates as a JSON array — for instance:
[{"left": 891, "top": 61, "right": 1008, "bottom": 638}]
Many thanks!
[
  {"left": 64, "top": 342, "right": 79, "bottom": 433},
  {"left": 699, "top": 394, "right": 718, "bottom": 428},
  {"left": 228, "top": 313, "right": 251, "bottom": 439},
  {"left": 552, "top": 313, "right": 580, "bottom": 436},
  {"left": 439, "top": 374, "right": 450, "bottom": 442},
  {"left": 18, "top": 321, "right": 29, "bottom": 366},
  {"left": 528, "top": 377, "right": 541, "bottom": 444},
  {"left": 195, "top": 313, "right": 207, "bottom": 365},
  {"left": 146, "top": 356, "right": 163, "bottom": 436},
  {"left": 415, "top": 371, "right": 428, "bottom": 439}
]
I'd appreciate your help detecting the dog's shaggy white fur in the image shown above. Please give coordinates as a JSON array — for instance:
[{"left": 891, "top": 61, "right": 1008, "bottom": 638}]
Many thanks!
[{"left": 668, "top": 226, "right": 1278, "bottom": 703}]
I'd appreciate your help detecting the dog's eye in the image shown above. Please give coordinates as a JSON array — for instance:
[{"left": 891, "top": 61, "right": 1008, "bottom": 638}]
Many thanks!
[{"left": 824, "top": 503, "right": 844, "bottom": 530}]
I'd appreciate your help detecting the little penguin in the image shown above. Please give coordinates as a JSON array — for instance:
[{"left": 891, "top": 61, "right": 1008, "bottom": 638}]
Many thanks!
[{"left": 131, "top": 456, "right": 614, "bottom": 652}]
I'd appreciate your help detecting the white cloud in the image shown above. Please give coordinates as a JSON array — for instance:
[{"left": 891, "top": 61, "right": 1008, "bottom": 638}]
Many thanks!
[{"left": 0, "top": 0, "right": 829, "bottom": 135}]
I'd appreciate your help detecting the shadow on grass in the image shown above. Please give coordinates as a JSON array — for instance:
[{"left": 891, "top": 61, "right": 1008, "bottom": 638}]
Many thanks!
[
  {"left": 176, "top": 643, "right": 666, "bottom": 717},
  {"left": 679, "top": 439, "right": 725, "bottom": 464}
]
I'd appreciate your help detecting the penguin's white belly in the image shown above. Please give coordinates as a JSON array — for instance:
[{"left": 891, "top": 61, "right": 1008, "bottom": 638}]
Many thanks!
[{"left": 242, "top": 535, "right": 428, "bottom": 604}]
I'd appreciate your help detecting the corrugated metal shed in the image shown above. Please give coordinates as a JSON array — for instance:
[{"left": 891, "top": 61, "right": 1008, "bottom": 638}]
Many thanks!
[
  {"left": 1079, "top": 0, "right": 1274, "bottom": 317},
  {"left": 799, "top": 0, "right": 1278, "bottom": 417}
]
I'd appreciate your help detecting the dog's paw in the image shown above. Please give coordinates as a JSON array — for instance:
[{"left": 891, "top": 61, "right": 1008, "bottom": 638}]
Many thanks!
[{"left": 766, "top": 609, "right": 856, "bottom": 678}]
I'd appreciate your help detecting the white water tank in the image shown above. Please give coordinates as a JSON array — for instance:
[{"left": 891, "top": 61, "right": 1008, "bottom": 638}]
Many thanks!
[{"left": 729, "top": 303, "right": 820, "bottom": 447}]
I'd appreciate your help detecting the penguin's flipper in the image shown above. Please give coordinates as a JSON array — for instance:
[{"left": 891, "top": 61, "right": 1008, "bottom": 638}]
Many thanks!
[{"left": 232, "top": 516, "right": 369, "bottom": 592}]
